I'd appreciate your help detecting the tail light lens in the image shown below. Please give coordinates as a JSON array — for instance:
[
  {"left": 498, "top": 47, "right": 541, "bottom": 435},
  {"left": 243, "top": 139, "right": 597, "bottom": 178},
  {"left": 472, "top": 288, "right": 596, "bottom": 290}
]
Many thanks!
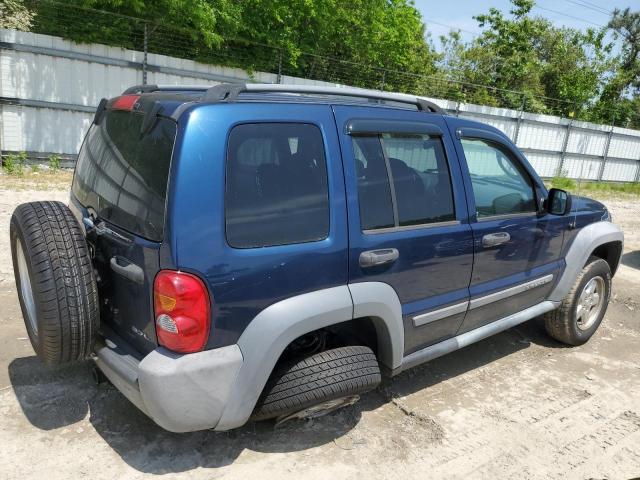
[{"left": 153, "top": 271, "right": 211, "bottom": 353}]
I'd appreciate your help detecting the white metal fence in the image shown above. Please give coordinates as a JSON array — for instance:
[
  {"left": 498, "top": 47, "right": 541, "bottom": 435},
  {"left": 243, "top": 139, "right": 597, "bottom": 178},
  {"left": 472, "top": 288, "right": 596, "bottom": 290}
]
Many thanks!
[{"left": 2, "top": 28, "right": 640, "bottom": 181}]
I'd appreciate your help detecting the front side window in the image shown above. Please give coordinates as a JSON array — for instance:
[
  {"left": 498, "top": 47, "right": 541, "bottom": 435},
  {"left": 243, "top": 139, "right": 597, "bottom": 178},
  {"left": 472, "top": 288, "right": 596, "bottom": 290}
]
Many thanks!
[
  {"left": 460, "top": 139, "right": 537, "bottom": 218},
  {"left": 353, "top": 133, "right": 455, "bottom": 231},
  {"left": 225, "top": 123, "right": 329, "bottom": 248}
]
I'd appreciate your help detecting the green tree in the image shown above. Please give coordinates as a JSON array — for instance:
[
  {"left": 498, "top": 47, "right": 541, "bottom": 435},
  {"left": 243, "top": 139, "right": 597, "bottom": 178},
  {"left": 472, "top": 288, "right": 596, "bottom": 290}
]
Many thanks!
[
  {"left": 435, "top": 0, "right": 610, "bottom": 117},
  {"left": 0, "top": 0, "right": 35, "bottom": 30},
  {"left": 25, "top": 0, "right": 436, "bottom": 92},
  {"left": 591, "top": 8, "right": 640, "bottom": 127}
]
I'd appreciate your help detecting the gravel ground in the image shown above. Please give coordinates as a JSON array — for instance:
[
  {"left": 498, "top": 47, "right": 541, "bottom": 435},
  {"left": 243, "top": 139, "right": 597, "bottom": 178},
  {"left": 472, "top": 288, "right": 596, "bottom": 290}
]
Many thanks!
[{"left": 0, "top": 174, "right": 639, "bottom": 480}]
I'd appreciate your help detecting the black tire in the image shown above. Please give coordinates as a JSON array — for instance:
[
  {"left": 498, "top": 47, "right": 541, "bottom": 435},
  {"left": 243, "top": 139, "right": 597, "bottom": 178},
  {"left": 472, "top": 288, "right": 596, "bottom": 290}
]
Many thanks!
[
  {"left": 544, "top": 257, "right": 611, "bottom": 346},
  {"left": 253, "top": 346, "right": 381, "bottom": 421},
  {"left": 10, "top": 201, "right": 99, "bottom": 366}
]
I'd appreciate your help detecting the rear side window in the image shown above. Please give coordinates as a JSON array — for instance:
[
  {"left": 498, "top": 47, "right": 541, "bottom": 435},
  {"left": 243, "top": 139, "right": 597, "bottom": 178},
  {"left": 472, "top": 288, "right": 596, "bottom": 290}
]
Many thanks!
[
  {"left": 72, "top": 111, "right": 176, "bottom": 241},
  {"left": 352, "top": 133, "right": 455, "bottom": 231},
  {"left": 225, "top": 123, "right": 329, "bottom": 248}
]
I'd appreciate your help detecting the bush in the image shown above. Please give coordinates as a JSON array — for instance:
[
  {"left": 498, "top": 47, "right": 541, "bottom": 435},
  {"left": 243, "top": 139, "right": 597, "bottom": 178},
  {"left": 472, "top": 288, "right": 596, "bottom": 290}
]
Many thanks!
[
  {"left": 2, "top": 152, "right": 27, "bottom": 176},
  {"left": 549, "top": 175, "right": 576, "bottom": 190},
  {"left": 48, "top": 154, "right": 61, "bottom": 171}
]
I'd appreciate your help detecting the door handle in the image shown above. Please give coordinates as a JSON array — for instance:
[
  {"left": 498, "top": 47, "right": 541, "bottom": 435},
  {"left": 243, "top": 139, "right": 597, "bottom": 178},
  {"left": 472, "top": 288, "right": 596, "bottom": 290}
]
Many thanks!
[
  {"left": 482, "top": 232, "right": 511, "bottom": 248},
  {"left": 110, "top": 256, "right": 144, "bottom": 284},
  {"left": 359, "top": 248, "right": 399, "bottom": 268}
]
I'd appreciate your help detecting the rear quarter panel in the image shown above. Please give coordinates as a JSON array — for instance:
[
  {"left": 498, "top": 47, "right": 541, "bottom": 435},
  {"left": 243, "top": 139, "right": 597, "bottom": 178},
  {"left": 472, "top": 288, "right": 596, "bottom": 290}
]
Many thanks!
[{"left": 165, "top": 103, "right": 349, "bottom": 349}]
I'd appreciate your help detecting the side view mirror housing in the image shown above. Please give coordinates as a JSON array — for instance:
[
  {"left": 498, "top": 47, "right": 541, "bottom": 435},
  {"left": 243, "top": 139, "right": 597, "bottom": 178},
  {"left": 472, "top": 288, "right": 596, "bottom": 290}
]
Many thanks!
[{"left": 546, "top": 188, "right": 572, "bottom": 216}]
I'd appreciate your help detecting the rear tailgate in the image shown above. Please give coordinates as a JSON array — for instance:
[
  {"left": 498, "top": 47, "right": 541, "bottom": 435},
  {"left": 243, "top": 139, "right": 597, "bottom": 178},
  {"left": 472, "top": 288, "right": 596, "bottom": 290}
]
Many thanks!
[{"left": 70, "top": 102, "right": 176, "bottom": 355}]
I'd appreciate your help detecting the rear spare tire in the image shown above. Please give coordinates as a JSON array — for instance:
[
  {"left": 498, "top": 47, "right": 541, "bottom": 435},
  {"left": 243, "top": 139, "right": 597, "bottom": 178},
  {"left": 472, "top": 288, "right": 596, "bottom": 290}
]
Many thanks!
[
  {"left": 252, "top": 345, "right": 381, "bottom": 421},
  {"left": 10, "top": 201, "right": 99, "bottom": 366}
]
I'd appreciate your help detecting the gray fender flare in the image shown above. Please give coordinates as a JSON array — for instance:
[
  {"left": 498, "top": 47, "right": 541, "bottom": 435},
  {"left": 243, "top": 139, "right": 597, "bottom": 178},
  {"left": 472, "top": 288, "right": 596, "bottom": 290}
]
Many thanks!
[
  {"left": 549, "top": 221, "right": 623, "bottom": 302},
  {"left": 215, "top": 282, "right": 404, "bottom": 430}
]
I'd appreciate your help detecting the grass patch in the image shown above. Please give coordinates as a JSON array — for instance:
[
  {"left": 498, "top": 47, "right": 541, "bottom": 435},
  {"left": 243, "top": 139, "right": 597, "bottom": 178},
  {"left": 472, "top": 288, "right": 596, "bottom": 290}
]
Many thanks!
[
  {"left": 0, "top": 168, "right": 73, "bottom": 191},
  {"left": 547, "top": 177, "right": 640, "bottom": 199}
]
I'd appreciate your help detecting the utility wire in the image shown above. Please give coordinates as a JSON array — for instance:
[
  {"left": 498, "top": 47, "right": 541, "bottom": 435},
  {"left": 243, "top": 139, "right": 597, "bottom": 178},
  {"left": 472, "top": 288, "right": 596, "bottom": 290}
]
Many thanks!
[
  {"left": 424, "top": 19, "right": 480, "bottom": 38},
  {"left": 534, "top": 5, "right": 606, "bottom": 27},
  {"left": 561, "top": 0, "right": 611, "bottom": 16}
]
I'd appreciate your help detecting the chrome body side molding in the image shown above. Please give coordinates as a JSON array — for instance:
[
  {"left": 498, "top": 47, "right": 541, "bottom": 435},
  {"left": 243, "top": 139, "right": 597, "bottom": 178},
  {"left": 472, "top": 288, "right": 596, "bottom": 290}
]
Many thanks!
[
  {"left": 413, "top": 301, "right": 469, "bottom": 327},
  {"left": 469, "top": 274, "right": 554, "bottom": 310}
]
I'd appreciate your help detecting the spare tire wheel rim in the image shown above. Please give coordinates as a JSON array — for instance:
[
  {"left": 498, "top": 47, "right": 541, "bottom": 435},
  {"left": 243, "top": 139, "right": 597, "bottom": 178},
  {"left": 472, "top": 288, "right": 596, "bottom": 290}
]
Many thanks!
[
  {"left": 276, "top": 395, "right": 360, "bottom": 425},
  {"left": 16, "top": 239, "right": 38, "bottom": 336},
  {"left": 576, "top": 276, "right": 605, "bottom": 331}
]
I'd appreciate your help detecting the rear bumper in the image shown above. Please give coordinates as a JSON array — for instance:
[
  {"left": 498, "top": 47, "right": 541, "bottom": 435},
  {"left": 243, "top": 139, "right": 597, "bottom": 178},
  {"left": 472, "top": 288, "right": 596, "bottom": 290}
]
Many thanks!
[{"left": 94, "top": 333, "right": 243, "bottom": 433}]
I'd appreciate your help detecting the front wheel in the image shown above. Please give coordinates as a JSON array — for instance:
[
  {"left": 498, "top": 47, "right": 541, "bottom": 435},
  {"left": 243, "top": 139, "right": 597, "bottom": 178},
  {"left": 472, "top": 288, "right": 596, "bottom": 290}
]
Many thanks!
[{"left": 544, "top": 257, "right": 611, "bottom": 346}]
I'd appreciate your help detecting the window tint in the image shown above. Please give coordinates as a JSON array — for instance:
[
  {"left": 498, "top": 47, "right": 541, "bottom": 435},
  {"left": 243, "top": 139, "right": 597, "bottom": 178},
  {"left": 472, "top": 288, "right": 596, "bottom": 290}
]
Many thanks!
[
  {"left": 381, "top": 134, "right": 455, "bottom": 226},
  {"left": 72, "top": 111, "right": 176, "bottom": 241},
  {"left": 460, "top": 139, "right": 537, "bottom": 218},
  {"left": 353, "top": 136, "right": 395, "bottom": 230},
  {"left": 353, "top": 133, "right": 455, "bottom": 231},
  {"left": 226, "top": 123, "right": 329, "bottom": 248}
]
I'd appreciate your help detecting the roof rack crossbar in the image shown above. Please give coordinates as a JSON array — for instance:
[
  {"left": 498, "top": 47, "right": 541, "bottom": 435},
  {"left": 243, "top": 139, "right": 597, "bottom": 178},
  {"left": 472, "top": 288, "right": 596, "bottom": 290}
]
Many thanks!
[{"left": 200, "top": 83, "right": 443, "bottom": 113}]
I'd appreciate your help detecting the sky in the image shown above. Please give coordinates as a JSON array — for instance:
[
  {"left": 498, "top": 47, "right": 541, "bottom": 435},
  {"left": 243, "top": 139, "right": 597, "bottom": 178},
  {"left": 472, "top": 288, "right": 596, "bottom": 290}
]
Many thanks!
[{"left": 414, "top": 0, "right": 640, "bottom": 50}]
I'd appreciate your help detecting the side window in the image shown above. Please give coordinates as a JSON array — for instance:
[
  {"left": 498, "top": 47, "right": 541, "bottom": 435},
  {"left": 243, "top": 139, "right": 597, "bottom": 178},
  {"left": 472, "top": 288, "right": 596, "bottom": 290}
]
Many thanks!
[
  {"left": 460, "top": 139, "right": 536, "bottom": 218},
  {"left": 225, "top": 123, "right": 329, "bottom": 248},
  {"left": 352, "top": 133, "right": 456, "bottom": 231}
]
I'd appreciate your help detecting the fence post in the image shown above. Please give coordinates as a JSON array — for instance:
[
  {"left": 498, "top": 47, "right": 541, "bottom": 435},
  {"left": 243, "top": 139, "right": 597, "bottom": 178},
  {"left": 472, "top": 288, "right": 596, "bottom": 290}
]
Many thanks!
[
  {"left": 276, "top": 49, "right": 283, "bottom": 84},
  {"left": 455, "top": 100, "right": 461, "bottom": 117},
  {"left": 142, "top": 22, "right": 148, "bottom": 85},
  {"left": 557, "top": 119, "right": 573, "bottom": 177},
  {"left": 513, "top": 105, "right": 525, "bottom": 145},
  {"left": 597, "top": 127, "right": 614, "bottom": 181}
]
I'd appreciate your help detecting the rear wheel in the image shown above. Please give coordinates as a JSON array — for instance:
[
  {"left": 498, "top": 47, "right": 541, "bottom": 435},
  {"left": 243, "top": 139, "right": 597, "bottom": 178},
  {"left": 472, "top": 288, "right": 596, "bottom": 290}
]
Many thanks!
[
  {"left": 544, "top": 257, "right": 611, "bottom": 346},
  {"left": 10, "top": 201, "right": 99, "bottom": 366},
  {"left": 252, "top": 345, "right": 381, "bottom": 422}
]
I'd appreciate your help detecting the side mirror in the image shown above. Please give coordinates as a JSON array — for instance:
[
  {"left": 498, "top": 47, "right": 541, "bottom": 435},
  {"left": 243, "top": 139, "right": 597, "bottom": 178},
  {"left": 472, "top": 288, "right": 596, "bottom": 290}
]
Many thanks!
[{"left": 546, "top": 188, "right": 572, "bottom": 215}]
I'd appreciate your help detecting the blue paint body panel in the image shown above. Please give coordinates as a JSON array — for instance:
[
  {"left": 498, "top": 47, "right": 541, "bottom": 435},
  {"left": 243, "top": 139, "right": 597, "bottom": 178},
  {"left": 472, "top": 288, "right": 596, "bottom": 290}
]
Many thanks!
[{"left": 167, "top": 103, "right": 348, "bottom": 349}]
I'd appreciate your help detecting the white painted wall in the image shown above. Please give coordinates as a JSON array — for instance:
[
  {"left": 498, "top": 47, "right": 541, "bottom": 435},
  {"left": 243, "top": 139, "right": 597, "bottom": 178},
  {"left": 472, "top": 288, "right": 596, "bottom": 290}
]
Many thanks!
[{"left": 1, "top": 28, "right": 639, "bottom": 181}]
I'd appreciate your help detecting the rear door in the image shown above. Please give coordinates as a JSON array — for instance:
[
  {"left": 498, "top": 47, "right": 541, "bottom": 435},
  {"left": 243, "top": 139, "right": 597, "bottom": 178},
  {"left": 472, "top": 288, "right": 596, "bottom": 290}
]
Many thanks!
[
  {"left": 448, "top": 123, "right": 565, "bottom": 333},
  {"left": 334, "top": 106, "right": 474, "bottom": 355},
  {"left": 70, "top": 106, "right": 177, "bottom": 355}
]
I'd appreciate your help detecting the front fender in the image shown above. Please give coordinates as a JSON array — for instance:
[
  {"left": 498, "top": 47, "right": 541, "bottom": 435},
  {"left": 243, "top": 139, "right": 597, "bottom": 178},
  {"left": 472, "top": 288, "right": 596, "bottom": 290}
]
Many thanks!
[{"left": 549, "top": 221, "right": 623, "bottom": 302}]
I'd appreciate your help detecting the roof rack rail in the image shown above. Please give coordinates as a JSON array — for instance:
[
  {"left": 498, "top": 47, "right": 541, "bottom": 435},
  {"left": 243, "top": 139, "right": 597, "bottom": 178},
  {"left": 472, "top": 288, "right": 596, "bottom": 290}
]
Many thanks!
[
  {"left": 201, "top": 83, "right": 443, "bottom": 113},
  {"left": 122, "top": 84, "right": 160, "bottom": 95},
  {"left": 121, "top": 85, "right": 211, "bottom": 95}
]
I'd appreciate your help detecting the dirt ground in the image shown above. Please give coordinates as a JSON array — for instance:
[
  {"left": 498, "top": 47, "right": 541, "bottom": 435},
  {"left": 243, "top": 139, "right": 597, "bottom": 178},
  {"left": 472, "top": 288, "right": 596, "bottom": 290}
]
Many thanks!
[{"left": 1, "top": 173, "right": 639, "bottom": 480}]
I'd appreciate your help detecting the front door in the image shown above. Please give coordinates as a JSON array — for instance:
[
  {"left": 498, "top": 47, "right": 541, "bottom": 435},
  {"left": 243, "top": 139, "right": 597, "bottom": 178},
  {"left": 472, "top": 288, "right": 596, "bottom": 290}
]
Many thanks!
[
  {"left": 334, "top": 106, "right": 474, "bottom": 355},
  {"left": 449, "top": 123, "right": 565, "bottom": 334}
]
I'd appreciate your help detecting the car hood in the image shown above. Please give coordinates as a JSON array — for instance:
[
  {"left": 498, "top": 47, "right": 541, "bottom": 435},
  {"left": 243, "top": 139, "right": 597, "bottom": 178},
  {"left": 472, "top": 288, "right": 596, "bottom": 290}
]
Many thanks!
[{"left": 572, "top": 195, "right": 606, "bottom": 213}]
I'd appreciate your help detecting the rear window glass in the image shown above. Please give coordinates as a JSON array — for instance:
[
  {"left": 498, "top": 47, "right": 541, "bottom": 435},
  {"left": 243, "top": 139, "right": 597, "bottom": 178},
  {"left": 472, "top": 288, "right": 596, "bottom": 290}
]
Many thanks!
[
  {"left": 225, "top": 123, "right": 329, "bottom": 248},
  {"left": 72, "top": 111, "right": 176, "bottom": 241}
]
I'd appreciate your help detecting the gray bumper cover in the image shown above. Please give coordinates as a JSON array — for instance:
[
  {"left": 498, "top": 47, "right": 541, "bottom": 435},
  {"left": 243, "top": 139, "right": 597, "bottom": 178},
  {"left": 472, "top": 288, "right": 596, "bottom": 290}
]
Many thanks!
[{"left": 95, "top": 340, "right": 243, "bottom": 433}]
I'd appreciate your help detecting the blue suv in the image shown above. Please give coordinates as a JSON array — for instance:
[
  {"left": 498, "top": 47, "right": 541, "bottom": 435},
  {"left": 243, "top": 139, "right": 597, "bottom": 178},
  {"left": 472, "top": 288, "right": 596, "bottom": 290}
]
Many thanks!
[{"left": 10, "top": 83, "right": 624, "bottom": 432}]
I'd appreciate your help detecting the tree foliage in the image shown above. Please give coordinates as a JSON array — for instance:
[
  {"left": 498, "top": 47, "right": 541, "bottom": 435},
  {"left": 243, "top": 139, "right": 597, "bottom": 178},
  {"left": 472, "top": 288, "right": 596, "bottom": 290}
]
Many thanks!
[{"left": 0, "top": 0, "right": 35, "bottom": 30}]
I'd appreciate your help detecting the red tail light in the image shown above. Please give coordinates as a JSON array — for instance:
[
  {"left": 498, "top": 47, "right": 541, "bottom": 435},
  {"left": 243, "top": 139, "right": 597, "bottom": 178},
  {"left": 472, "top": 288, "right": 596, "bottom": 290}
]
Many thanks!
[
  {"left": 111, "top": 94, "right": 140, "bottom": 111},
  {"left": 153, "top": 271, "right": 211, "bottom": 353}
]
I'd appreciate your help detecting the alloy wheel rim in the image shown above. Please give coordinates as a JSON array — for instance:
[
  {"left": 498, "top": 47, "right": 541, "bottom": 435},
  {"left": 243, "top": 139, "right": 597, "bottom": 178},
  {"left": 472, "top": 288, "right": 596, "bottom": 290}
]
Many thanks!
[
  {"left": 576, "top": 276, "right": 605, "bottom": 331},
  {"left": 16, "top": 240, "right": 38, "bottom": 336}
]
